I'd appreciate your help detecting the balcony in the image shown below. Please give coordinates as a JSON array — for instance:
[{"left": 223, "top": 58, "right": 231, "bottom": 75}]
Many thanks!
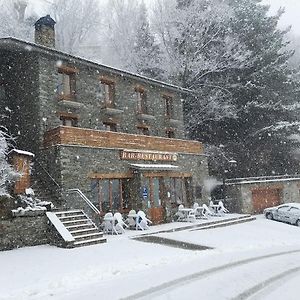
[{"left": 43, "top": 126, "right": 204, "bottom": 154}]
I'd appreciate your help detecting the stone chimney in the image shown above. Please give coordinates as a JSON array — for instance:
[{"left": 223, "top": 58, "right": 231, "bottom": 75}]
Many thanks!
[{"left": 34, "top": 15, "right": 56, "bottom": 48}]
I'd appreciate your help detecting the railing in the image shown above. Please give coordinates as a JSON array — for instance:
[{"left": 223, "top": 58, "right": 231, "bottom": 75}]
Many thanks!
[
  {"left": 67, "top": 188, "right": 100, "bottom": 215},
  {"left": 34, "top": 159, "right": 61, "bottom": 189}
]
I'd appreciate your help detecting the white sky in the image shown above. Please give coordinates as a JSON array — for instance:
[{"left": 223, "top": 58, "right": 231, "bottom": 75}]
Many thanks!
[
  {"left": 262, "top": 0, "right": 300, "bottom": 34},
  {"left": 28, "top": 0, "right": 300, "bottom": 35}
]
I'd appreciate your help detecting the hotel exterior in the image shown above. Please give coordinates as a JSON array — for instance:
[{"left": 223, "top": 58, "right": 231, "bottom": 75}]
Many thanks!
[{"left": 0, "top": 15, "right": 209, "bottom": 224}]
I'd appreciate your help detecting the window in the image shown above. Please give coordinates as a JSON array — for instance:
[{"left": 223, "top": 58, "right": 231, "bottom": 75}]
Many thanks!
[
  {"left": 137, "top": 124, "right": 150, "bottom": 136},
  {"left": 103, "top": 121, "right": 117, "bottom": 132},
  {"left": 100, "top": 78, "right": 115, "bottom": 108},
  {"left": 57, "top": 66, "right": 77, "bottom": 100},
  {"left": 58, "top": 112, "right": 78, "bottom": 127},
  {"left": 136, "top": 86, "right": 148, "bottom": 114},
  {"left": 166, "top": 128, "right": 175, "bottom": 138},
  {"left": 163, "top": 95, "right": 174, "bottom": 119},
  {"left": 60, "top": 115, "right": 78, "bottom": 127},
  {"left": 93, "top": 178, "right": 131, "bottom": 214}
]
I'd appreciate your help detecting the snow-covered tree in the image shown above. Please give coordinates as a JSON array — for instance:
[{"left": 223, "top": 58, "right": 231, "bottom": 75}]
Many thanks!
[
  {"left": 0, "top": 0, "right": 35, "bottom": 41},
  {"left": 130, "top": 1, "right": 163, "bottom": 79},
  {"left": 51, "top": 0, "right": 102, "bottom": 55},
  {"left": 0, "top": 129, "right": 15, "bottom": 196},
  {"left": 152, "top": 0, "right": 251, "bottom": 130}
]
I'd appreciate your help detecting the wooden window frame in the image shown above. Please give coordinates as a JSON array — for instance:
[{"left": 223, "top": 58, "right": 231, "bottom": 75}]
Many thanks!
[
  {"left": 58, "top": 112, "right": 79, "bottom": 127},
  {"left": 163, "top": 94, "right": 174, "bottom": 119},
  {"left": 100, "top": 77, "right": 116, "bottom": 108},
  {"left": 58, "top": 66, "right": 77, "bottom": 101},
  {"left": 137, "top": 124, "right": 150, "bottom": 136},
  {"left": 103, "top": 121, "right": 117, "bottom": 132},
  {"left": 98, "top": 178, "right": 130, "bottom": 215},
  {"left": 135, "top": 86, "right": 148, "bottom": 114},
  {"left": 166, "top": 128, "right": 175, "bottom": 138}
]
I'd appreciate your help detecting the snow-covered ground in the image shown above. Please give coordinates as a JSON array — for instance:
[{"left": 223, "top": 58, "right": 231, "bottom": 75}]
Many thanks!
[{"left": 1, "top": 215, "right": 300, "bottom": 300}]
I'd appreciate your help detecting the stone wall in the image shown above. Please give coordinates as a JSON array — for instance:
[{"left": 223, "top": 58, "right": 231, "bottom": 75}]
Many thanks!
[{"left": 0, "top": 214, "right": 49, "bottom": 251}]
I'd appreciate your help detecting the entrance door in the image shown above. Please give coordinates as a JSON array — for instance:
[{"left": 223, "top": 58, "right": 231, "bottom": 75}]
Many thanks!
[
  {"left": 148, "top": 178, "right": 165, "bottom": 224},
  {"left": 13, "top": 155, "right": 31, "bottom": 194}
]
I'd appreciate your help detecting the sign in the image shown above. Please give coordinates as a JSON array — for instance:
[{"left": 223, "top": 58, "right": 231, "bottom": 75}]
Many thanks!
[
  {"left": 121, "top": 150, "right": 177, "bottom": 162},
  {"left": 142, "top": 187, "right": 148, "bottom": 199}
]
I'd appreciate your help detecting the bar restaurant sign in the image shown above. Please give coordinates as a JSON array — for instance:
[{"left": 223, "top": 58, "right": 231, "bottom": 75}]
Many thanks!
[{"left": 120, "top": 150, "right": 178, "bottom": 162}]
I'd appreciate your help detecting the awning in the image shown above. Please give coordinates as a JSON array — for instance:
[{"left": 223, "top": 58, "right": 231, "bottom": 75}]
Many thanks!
[{"left": 129, "top": 164, "right": 179, "bottom": 171}]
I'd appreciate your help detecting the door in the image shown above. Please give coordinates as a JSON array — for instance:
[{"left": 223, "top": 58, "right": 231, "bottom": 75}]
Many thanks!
[
  {"left": 252, "top": 188, "right": 281, "bottom": 213},
  {"left": 148, "top": 178, "right": 165, "bottom": 224},
  {"left": 13, "top": 155, "right": 31, "bottom": 194}
]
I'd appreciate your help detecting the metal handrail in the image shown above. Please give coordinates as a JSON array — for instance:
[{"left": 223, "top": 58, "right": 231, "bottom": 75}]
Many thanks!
[
  {"left": 35, "top": 159, "right": 61, "bottom": 189},
  {"left": 67, "top": 188, "right": 100, "bottom": 215}
]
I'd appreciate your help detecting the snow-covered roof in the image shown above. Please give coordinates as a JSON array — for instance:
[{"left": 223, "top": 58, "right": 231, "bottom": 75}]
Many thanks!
[
  {"left": 9, "top": 149, "right": 35, "bottom": 157},
  {"left": 0, "top": 37, "right": 191, "bottom": 94},
  {"left": 129, "top": 164, "right": 179, "bottom": 171},
  {"left": 226, "top": 175, "right": 300, "bottom": 186}
]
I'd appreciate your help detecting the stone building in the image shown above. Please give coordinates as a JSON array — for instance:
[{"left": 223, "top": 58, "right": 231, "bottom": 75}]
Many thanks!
[
  {"left": 225, "top": 175, "right": 300, "bottom": 214},
  {"left": 0, "top": 15, "right": 209, "bottom": 224}
]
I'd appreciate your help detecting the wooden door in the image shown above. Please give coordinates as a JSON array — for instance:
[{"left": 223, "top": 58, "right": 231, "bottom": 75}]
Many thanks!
[
  {"left": 148, "top": 178, "right": 165, "bottom": 224},
  {"left": 252, "top": 188, "right": 281, "bottom": 213},
  {"left": 13, "top": 155, "right": 31, "bottom": 194}
]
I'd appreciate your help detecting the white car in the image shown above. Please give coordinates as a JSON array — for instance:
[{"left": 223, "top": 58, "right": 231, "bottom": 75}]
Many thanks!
[{"left": 263, "top": 203, "right": 300, "bottom": 226}]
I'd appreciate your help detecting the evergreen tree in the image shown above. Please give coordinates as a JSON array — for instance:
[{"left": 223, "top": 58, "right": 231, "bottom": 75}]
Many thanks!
[{"left": 130, "top": 1, "right": 163, "bottom": 79}]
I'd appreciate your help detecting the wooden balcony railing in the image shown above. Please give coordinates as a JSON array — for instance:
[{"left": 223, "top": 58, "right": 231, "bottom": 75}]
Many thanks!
[{"left": 43, "top": 126, "right": 204, "bottom": 154}]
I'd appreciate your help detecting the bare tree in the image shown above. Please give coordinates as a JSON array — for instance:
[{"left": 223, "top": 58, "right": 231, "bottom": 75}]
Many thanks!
[
  {"left": 51, "top": 0, "right": 102, "bottom": 54},
  {"left": 0, "top": 0, "right": 34, "bottom": 40}
]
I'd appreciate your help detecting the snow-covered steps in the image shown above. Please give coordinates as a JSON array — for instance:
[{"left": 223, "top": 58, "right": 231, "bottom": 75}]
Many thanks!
[{"left": 47, "top": 210, "right": 106, "bottom": 248}]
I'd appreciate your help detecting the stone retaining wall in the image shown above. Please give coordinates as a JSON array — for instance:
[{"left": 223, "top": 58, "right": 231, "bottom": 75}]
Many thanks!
[{"left": 0, "top": 215, "right": 49, "bottom": 251}]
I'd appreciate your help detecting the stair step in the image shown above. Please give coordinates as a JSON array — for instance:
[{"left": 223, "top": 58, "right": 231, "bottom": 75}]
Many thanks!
[
  {"left": 74, "top": 237, "right": 107, "bottom": 247},
  {"left": 70, "top": 228, "right": 98, "bottom": 235},
  {"left": 74, "top": 232, "right": 104, "bottom": 242},
  {"left": 74, "top": 232, "right": 103, "bottom": 239},
  {"left": 66, "top": 223, "right": 94, "bottom": 230},
  {"left": 58, "top": 215, "right": 86, "bottom": 222},
  {"left": 56, "top": 212, "right": 84, "bottom": 218},
  {"left": 55, "top": 210, "right": 83, "bottom": 214},
  {"left": 62, "top": 219, "right": 89, "bottom": 225}
]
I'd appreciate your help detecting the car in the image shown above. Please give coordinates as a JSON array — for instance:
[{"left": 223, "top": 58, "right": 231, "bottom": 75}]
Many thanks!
[{"left": 263, "top": 203, "right": 300, "bottom": 226}]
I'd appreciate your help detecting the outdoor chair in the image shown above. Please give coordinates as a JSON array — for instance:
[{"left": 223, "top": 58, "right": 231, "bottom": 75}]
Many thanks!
[
  {"left": 102, "top": 212, "right": 117, "bottom": 234},
  {"left": 193, "top": 203, "right": 206, "bottom": 219},
  {"left": 175, "top": 204, "right": 185, "bottom": 221},
  {"left": 136, "top": 210, "right": 152, "bottom": 230},
  {"left": 217, "top": 201, "right": 229, "bottom": 215},
  {"left": 126, "top": 209, "right": 137, "bottom": 229},
  {"left": 202, "top": 204, "right": 214, "bottom": 217},
  {"left": 113, "top": 212, "right": 128, "bottom": 234}
]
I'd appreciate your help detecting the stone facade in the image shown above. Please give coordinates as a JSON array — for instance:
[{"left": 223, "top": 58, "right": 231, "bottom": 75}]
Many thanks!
[
  {"left": 0, "top": 215, "right": 49, "bottom": 251},
  {"left": 225, "top": 176, "right": 300, "bottom": 214},
  {"left": 0, "top": 32, "right": 209, "bottom": 224}
]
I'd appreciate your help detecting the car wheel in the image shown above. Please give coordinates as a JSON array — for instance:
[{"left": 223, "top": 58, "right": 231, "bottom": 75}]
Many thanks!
[
  {"left": 266, "top": 212, "right": 273, "bottom": 220},
  {"left": 296, "top": 220, "right": 300, "bottom": 227}
]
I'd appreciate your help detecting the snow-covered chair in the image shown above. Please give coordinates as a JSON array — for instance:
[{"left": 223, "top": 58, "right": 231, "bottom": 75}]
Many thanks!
[
  {"left": 187, "top": 209, "right": 196, "bottom": 222},
  {"left": 114, "top": 212, "right": 128, "bottom": 234},
  {"left": 202, "top": 204, "right": 213, "bottom": 218},
  {"left": 136, "top": 210, "right": 152, "bottom": 230},
  {"left": 217, "top": 201, "right": 229, "bottom": 215},
  {"left": 193, "top": 203, "right": 205, "bottom": 219},
  {"left": 102, "top": 212, "right": 117, "bottom": 234},
  {"left": 126, "top": 209, "right": 137, "bottom": 229},
  {"left": 175, "top": 204, "right": 185, "bottom": 221}
]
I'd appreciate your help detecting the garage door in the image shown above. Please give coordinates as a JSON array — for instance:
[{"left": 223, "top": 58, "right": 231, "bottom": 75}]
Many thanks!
[{"left": 252, "top": 188, "right": 282, "bottom": 214}]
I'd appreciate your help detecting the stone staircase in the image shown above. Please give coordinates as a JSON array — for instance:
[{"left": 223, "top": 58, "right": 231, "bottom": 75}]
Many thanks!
[{"left": 49, "top": 210, "right": 106, "bottom": 247}]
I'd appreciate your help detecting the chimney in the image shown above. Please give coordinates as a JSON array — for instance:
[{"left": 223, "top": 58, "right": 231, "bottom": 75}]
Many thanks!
[{"left": 34, "top": 15, "right": 56, "bottom": 48}]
